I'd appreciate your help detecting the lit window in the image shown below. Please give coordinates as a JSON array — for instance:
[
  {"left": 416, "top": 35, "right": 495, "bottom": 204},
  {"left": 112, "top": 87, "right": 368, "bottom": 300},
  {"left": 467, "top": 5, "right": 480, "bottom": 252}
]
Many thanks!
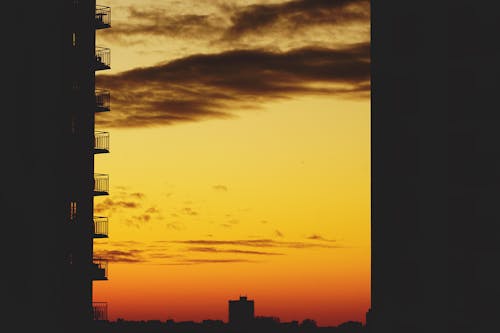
[{"left": 70, "top": 201, "right": 77, "bottom": 221}]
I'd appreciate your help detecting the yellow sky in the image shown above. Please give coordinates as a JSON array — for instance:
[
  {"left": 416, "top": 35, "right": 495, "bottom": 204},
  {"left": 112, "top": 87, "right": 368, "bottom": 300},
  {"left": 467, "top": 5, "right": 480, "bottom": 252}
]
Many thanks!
[{"left": 93, "top": 0, "right": 370, "bottom": 326}]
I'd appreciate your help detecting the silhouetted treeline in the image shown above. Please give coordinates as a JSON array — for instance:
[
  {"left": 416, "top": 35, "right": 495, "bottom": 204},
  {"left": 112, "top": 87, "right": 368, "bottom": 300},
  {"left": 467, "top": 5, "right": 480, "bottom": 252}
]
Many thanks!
[{"left": 92, "top": 317, "right": 364, "bottom": 333}]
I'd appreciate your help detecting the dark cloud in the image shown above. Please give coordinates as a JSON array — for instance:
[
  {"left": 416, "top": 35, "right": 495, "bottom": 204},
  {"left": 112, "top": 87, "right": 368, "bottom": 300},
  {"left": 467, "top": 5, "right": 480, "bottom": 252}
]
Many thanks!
[
  {"left": 99, "top": 1, "right": 368, "bottom": 45},
  {"left": 163, "top": 259, "right": 259, "bottom": 265},
  {"left": 130, "top": 192, "right": 146, "bottom": 199},
  {"left": 106, "top": 240, "right": 142, "bottom": 246},
  {"left": 93, "top": 249, "right": 146, "bottom": 263},
  {"left": 187, "top": 246, "right": 284, "bottom": 256},
  {"left": 168, "top": 238, "right": 340, "bottom": 249},
  {"left": 307, "top": 234, "right": 337, "bottom": 242},
  {"left": 146, "top": 206, "right": 160, "bottom": 214},
  {"left": 166, "top": 222, "right": 183, "bottom": 230},
  {"left": 275, "top": 230, "right": 284, "bottom": 238},
  {"left": 148, "top": 252, "right": 180, "bottom": 259},
  {"left": 133, "top": 213, "right": 151, "bottom": 222},
  {"left": 94, "top": 198, "right": 141, "bottom": 213},
  {"left": 213, "top": 185, "right": 229, "bottom": 191},
  {"left": 224, "top": 0, "right": 369, "bottom": 39},
  {"left": 181, "top": 207, "right": 199, "bottom": 216},
  {"left": 92, "top": 235, "right": 343, "bottom": 266},
  {"left": 96, "top": 44, "right": 370, "bottom": 128},
  {"left": 98, "top": 7, "right": 225, "bottom": 45},
  {"left": 94, "top": 190, "right": 146, "bottom": 213}
]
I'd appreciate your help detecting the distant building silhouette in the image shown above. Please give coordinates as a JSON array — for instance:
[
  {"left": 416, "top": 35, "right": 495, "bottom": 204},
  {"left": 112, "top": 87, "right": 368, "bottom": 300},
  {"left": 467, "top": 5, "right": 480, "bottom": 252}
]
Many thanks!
[
  {"left": 229, "top": 296, "right": 255, "bottom": 327},
  {"left": 92, "top": 317, "right": 364, "bottom": 333}
]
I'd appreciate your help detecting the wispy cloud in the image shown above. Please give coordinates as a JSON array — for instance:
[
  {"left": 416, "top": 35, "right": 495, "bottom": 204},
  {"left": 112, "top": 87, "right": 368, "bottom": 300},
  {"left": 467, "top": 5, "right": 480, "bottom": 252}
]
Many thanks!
[
  {"left": 213, "top": 185, "right": 229, "bottom": 191},
  {"left": 99, "top": 7, "right": 226, "bottom": 45},
  {"left": 307, "top": 234, "right": 337, "bottom": 242},
  {"left": 162, "top": 259, "right": 259, "bottom": 266},
  {"left": 130, "top": 192, "right": 146, "bottom": 199},
  {"left": 181, "top": 207, "right": 199, "bottom": 216},
  {"left": 93, "top": 234, "right": 343, "bottom": 266},
  {"left": 223, "top": 0, "right": 369, "bottom": 40},
  {"left": 94, "top": 198, "right": 141, "bottom": 214},
  {"left": 93, "top": 249, "right": 146, "bottom": 263},
  {"left": 167, "top": 238, "right": 340, "bottom": 249},
  {"left": 187, "top": 246, "right": 284, "bottom": 256},
  {"left": 99, "top": 1, "right": 368, "bottom": 46},
  {"left": 96, "top": 44, "right": 369, "bottom": 128}
]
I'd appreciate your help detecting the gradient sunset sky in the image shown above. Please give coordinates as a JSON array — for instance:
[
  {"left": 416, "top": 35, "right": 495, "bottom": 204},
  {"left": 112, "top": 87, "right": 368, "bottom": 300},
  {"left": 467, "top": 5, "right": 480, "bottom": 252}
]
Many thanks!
[{"left": 93, "top": 0, "right": 370, "bottom": 326}]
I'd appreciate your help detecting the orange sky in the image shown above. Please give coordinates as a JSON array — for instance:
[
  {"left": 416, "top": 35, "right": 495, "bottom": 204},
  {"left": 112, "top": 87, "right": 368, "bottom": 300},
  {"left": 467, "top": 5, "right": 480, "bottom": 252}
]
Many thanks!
[{"left": 93, "top": 0, "right": 370, "bottom": 326}]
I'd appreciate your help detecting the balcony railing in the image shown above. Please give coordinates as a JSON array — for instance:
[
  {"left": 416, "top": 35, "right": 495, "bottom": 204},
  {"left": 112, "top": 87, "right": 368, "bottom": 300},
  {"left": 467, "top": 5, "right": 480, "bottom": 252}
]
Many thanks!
[
  {"left": 96, "top": 89, "right": 110, "bottom": 112},
  {"left": 94, "top": 131, "right": 110, "bottom": 154},
  {"left": 95, "top": 47, "right": 110, "bottom": 71},
  {"left": 94, "top": 173, "right": 109, "bottom": 196},
  {"left": 91, "top": 258, "right": 108, "bottom": 280},
  {"left": 93, "top": 302, "right": 108, "bottom": 321},
  {"left": 94, "top": 216, "right": 109, "bottom": 238},
  {"left": 96, "top": 5, "right": 111, "bottom": 29}
]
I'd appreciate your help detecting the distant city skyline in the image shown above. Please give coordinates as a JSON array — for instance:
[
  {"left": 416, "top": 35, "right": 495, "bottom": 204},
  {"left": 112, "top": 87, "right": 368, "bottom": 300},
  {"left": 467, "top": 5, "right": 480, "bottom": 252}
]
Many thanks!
[{"left": 105, "top": 295, "right": 365, "bottom": 330}]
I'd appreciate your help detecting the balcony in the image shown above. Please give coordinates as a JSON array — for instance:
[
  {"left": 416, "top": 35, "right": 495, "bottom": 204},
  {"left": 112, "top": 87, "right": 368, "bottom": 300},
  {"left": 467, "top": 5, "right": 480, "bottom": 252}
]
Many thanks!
[
  {"left": 93, "top": 216, "right": 109, "bottom": 238},
  {"left": 96, "top": 89, "right": 110, "bottom": 112},
  {"left": 91, "top": 258, "right": 108, "bottom": 281},
  {"left": 95, "top": 47, "right": 110, "bottom": 71},
  {"left": 94, "top": 131, "right": 110, "bottom": 154},
  {"left": 96, "top": 5, "right": 111, "bottom": 29},
  {"left": 94, "top": 173, "right": 109, "bottom": 196},
  {"left": 93, "top": 302, "right": 108, "bottom": 321}
]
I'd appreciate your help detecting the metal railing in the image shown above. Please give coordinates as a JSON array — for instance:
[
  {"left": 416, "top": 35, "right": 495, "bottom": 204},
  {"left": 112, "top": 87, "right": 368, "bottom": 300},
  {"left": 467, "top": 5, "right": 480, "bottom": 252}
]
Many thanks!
[
  {"left": 95, "top": 47, "right": 110, "bottom": 71},
  {"left": 95, "top": 89, "right": 110, "bottom": 112},
  {"left": 96, "top": 5, "right": 111, "bottom": 29},
  {"left": 94, "top": 173, "right": 109, "bottom": 195},
  {"left": 94, "top": 131, "right": 110, "bottom": 154},
  {"left": 93, "top": 216, "right": 109, "bottom": 238},
  {"left": 92, "top": 302, "right": 108, "bottom": 321},
  {"left": 92, "top": 258, "right": 108, "bottom": 280}
]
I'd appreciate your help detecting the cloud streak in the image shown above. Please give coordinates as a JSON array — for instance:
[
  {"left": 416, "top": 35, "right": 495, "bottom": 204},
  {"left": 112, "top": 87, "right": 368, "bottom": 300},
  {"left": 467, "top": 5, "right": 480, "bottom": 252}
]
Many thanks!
[
  {"left": 307, "top": 234, "right": 337, "bottom": 242},
  {"left": 167, "top": 238, "right": 341, "bottom": 249},
  {"left": 162, "top": 259, "right": 259, "bottom": 266},
  {"left": 93, "top": 234, "right": 343, "bottom": 266},
  {"left": 96, "top": 44, "right": 370, "bottom": 128},
  {"left": 98, "top": 8, "right": 225, "bottom": 45},
  {"left": 213, "top": 185, "right": 229, "bottom": 191},
  {"left": 224, "top": 0, "right": 369, "bottom": 39},
  {"left": 94, "top": 198, "right": 141, "bottom": 214},
  {"left": 187, "top": 246, "right": 284, "bottom": 256},
  {"left": 93, "top": 249, "right": 146, "bottom": 263},
  {"left": 99, "top": 1, "right": 368, "bottom": 45}
]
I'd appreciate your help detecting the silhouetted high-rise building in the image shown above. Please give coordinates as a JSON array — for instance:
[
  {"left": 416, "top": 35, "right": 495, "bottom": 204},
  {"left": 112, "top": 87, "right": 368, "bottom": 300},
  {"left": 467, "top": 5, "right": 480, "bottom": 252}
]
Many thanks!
[
  {"left": 2, "top": 2, "right": 112, "bottom": 332},
  {"left": 229, "top": 296, "right": 255, "bottom": 327},
  {"left": 371, "top": 1, "right": 500, "bottom": 332}
]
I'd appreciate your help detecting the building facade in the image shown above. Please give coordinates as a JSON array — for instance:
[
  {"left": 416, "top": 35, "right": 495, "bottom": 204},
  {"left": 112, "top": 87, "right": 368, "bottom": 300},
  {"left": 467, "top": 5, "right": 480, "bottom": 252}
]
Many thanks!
[
  {"left": 1, "top": 2, "right": 112, "bottom": 332},
  {"left": 62, "top": 0, "right": 112, "bottom": 330}
]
